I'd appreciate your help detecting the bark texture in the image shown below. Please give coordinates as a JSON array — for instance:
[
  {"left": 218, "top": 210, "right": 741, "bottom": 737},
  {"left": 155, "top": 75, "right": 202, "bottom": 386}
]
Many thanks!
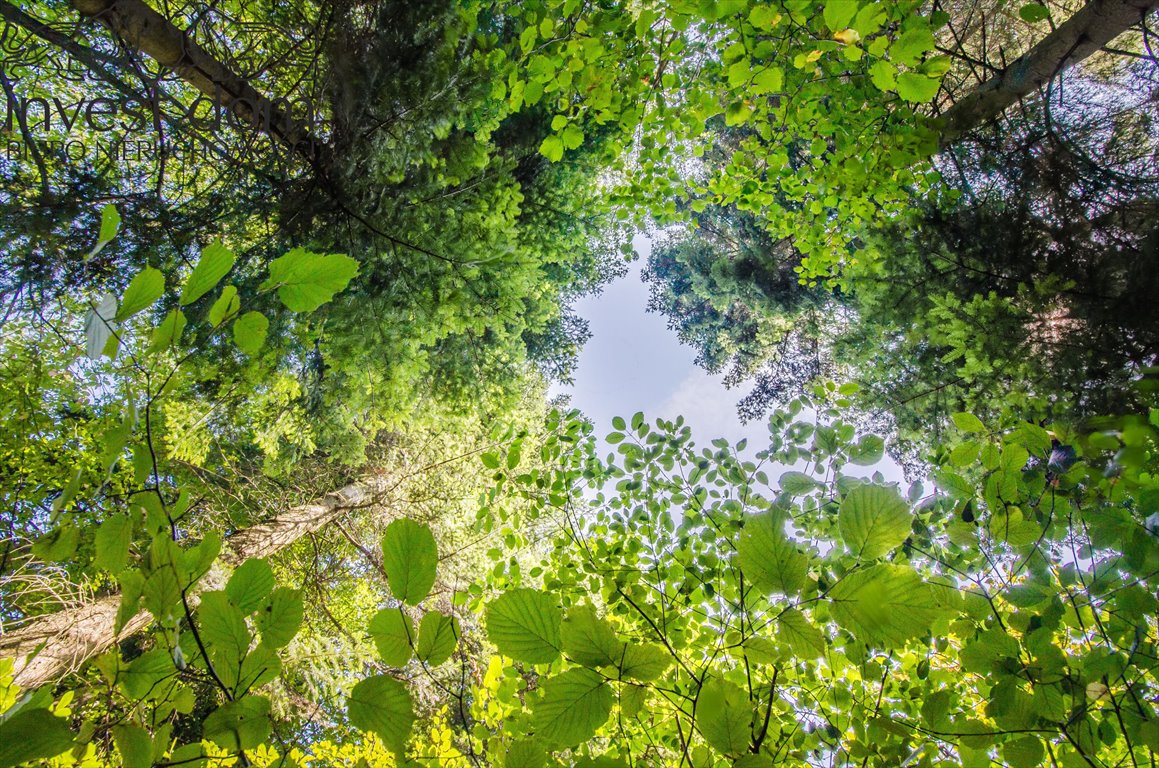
[
  {"left": 69, "top": 0, "right": 328, "bottom": 164},
  {"left": 1, "top": 482, "right": 380, "bottom": 690},
  {"left": 939, "top": 0, "right": 1159, "bottom": 146}
]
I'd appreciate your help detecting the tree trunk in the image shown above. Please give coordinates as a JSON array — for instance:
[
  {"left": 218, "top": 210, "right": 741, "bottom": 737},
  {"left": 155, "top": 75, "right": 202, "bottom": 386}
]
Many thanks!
[
  {"left": 68, "top": 0, "right": 328, "bottom": 165},
  {"left": 0, "top": 482, "right": 380, "bottom": 690},
  {"left": 938, "top": 0, "right": 1159, "bottom": 146}
]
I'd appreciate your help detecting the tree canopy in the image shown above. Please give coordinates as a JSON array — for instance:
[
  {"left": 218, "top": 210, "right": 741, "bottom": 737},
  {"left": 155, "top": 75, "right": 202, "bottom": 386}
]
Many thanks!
[{"left": 1, "top": 1, "right": 1158, "bottom": 767}]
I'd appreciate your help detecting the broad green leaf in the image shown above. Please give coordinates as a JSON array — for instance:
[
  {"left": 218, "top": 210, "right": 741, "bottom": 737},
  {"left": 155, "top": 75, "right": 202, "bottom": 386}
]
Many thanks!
[
  {"left": 828, "top": 564, "right": 952, "bottom": 647},
  {"left": 505, "top": 739, "right": 546, "bottom": 768},
  {"left": 777, "top": 608, "right": 825, "bottom": 658},
  {"left": 112, "top": 724, "right": 152, "bottom": 768},
  {"left": 227, "top": 558, "right": 276, "bottom": 614},
  {"left": 85, "top": 294, "right": 118, "bottom": 360},
  {"left": 869, "top": 60, "right": 897, "bottom": 91},
  {"left": 260, "top": 248, "right": 359, "bottom": 312},
  {"left": 823, "top": 1, "right": 857, "bottom": 31},
  {"left": 890, "top": 25, "right": 935, "bottom": 65},
  {"left": 618, "top": 642, "right": 671, "bottom": 682},
  {"left": 203, "top": 696, "right": 271, "bottom": 751},
  {"left": 94, "top": 204, "right": 121, "bottom": 248},
  {"left": 848, "top": 434, "right": 885, "bottom": 465},
  {"left": 540, "top": 135, "right": 565, "bottom": 162},
  {"left": 1018, "top": 3, "right": 1050, "bottom": 22},
  {"left": 532, "top": 668, "right": 613, "bottom": 746},
  {"left": 223, "top": 643, "right": 281, "bottom": 695},
  {"left": 381, "top": 519, "right": 438, "bottom": 605},
  {"left": 486, "top": 588, "right": 562, "bottom": 663},
  {"left": 232, "top": 311, "right": 268, "bottom": 355},
  {"left": 415, "top": 611, "right": 459, "bottom": 666},
  {"left": 120, "top": 648, "right": 175, "bottom": 699},
  {"left": 95, "top": 514, "right": 133, "bottom": 573},
  {"left": 181, "top": 242, "right": 235, "bottom": 305},
  {"left": 32, "top": 524, "right": 79, "bottom": 563},
  {"left": 739, "top": 635, "right": 779, "bottom": 665},
  {"left": 696, "top": 677, "right": 751, "bottom": 756},
  {"left": 347, "top": 675, "right": 415, "bottom": 753},
  {"left": 951, "top": 412, "right": 986, "bottom": 433},
  {"left": 562, "top": 605, "right": 622, "bottom": 667},
  {"left": 921, "top": 689, "right": 952, "bottom": 727},
  {"left": 198, "top": 591, "right": 251, "bottom": 663},
  {"left": 255, "top": 587, "right": 304, "bottom": 648},
  {"left": 369, "top": 608, "right": 414, "bottom": 666},
  {"left": 208, "top": 285, "right": 240, "bottom": 326},
  {"left": 751, "top": 66, "right": 783, "bottom": 94},
  {"left": 147, "top": 309, "right": 187, "bottom": 353},
  {"left": 839, "top": 484, "right": 912, "bottom": 559},
  {"left": 116, "top": 267, "right": 164, "bottom": 322},
  {"left": 896, "top": 72, "right": 940, "bottom": 103},
  {"left": 778, "top": 471, "right": 817, "bottom": 495},
  {"left": 737, "top": 512, "right": 809, "bottom": 595},
  {"left": 0, "top": 709, "right": 74, "bottom": 767},
  {"left": 1003, "top": 736, "right": 1044, "bottom": 768}
]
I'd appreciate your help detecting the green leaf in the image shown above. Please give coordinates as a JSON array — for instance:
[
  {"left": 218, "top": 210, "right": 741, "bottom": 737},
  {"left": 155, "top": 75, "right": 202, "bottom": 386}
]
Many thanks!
[
  {"left": 120, "top": 648, "right": 175, "bottom": 699},
  {"left": 98, "top": 204, "right": 121, "bottom": 244},
  {"left": 777, "top": 608, "right": 825, "bottom": 658},
  {"left": 739, "top": 635, "right": 779, "bottom": 665},
  {"left": 540, "top": 135, "right": 565, "bottom": 161},
  {"left": 869, "top": 60, "right": 897, "bottom": 91},
  {"left": 486, "top": 588, "right": 562, "bottom": 663},
  {"left": 95, "top": 514, "right": 133, "bottom": 573},
  {"left": 232, "top": 311, "right": 269, "bottom": 355},
  {"left": 181, "top": 242, "right": 235, "bottom": 305},
  {"left": 848, "top": 434, "right": 885, "bottom": 465},
  {"left": 617, "top": 642, "right": 671, "bottom": 682},
  {"left": 347, "top": 675, "right": 415, "bottom": 754},
  {"left": 562, "top": 605, "right": 622, "bottom": 667},
  {"left": 561, "top": 125, "right": 584, "bottom": 150},
  {"left": 415, "top": 611, "right": 459, "bottom": 666},
  {"left": 951, "top": 412, "right": 986, "bottom": 433},
  {"left": 225, "top": 643, "right": 281, "bottom": 695},
  {"left": 369, "top": 608, "right": 415, "bottom": 666},
  {"left": 260, "top": 248, "right": 359, "bottom": 312},
  {"left": 198, "top": 591, "right": 251, "bottom": 664},
  {"left": 381, "top": 519, "right": 438, "bottom": 606},
  {"left": 204, "top": 695, "right": 272, "bottom": 751},
  {"left": 696, "top": 677, "right": 751, "bottom": 756},
  {"left": 227, "top": 558, "right": 276, "bottom": 614},
  {"left": 32, "top": 524, "right": 79, "bottom": 563},
  {"left": 505, "top": 739, "right": 547, "bottom": 768},
  {"left": 890, "top": 25, "right": 935, "bottom": 66},
  {"left": 921, "top": 689, "right": 952, "bottom": 727},
  {"left": 737, "top": 512, "right": 809, "bottom": 595},
  {"left": 532, "top": 668, "right": 613, "bottom": 746},
  {"left": 896, "top": 72, "right": 940, "bottom": 103},
  {"left": 823, "top": 1, "right": 857, "bottom": 31},
  {"left": 208, "top": 285, "right": 240, "bottom": 326},
  {"left": 751, "top": 66, "right": 783, "bottom": 94},
  {"left": 839, "top": 484, "right": 912, "bottom": 559},
  {"left": 828, "top": 564, "right": 952, "bottom": 647},
  {"left": 147, "top": 309, "right": 187, "bottom": 353},
  {"left": 112, "top": 724, "right": 153, "bottom": 768},
  {"left": 1018, "top": 3, "right": 1050, "bottom": 22},
  {"left": 1003, "top": 735, "right": 1044, "bottom": 767},
  {"left": 117, "top": 267, "right": 164, "bottom": 322},
  {"left": 778, "top": 471, "right": 817, "bottom": 495},
  {"left": 0, "top": 708, "right": 74, "bottom": 767},
  {"left": 255, "top": 587, "right": 303, "bottom": 648}
]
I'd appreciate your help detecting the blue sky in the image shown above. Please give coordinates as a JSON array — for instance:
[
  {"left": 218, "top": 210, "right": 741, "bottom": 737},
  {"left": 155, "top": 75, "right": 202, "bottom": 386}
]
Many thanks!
[
  {"left": 553, "top": 236, "right": 907, "bottom": 484},
  {"left": 552, "top": 236, "right": 770, "bottom": 448}
]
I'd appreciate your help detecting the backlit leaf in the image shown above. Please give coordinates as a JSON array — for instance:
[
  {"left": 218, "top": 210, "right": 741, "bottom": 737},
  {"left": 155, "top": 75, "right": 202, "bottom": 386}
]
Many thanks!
[
  {"left": 532, "top": 668, "right": 613, "bottom": 746},
  {"left": 486, "top": 588, "right": 562, "bottom": 663},
  {"left": 348, "top": 675, "right": 415, "bottom": 753},
  {"left": 260, "top": 249, "right": 359, "bottom": 312},
  {"left": 839, "top": 484, "right": 912, "bottom": 559},
  {"left": 381, "top": 519, "right": 438, "bottom": 606}
]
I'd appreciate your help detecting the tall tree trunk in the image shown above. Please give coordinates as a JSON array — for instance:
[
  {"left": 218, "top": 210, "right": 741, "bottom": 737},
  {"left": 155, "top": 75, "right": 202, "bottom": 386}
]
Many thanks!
[
  {"left": 938, "top": 0, "right": 1159, "bottom": 146},
  {"left": 67, "top": 0, "right": 329, "bottom": 165},
  {"left": 0, "top": 482, "right": 381, "bottom": 690}
]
